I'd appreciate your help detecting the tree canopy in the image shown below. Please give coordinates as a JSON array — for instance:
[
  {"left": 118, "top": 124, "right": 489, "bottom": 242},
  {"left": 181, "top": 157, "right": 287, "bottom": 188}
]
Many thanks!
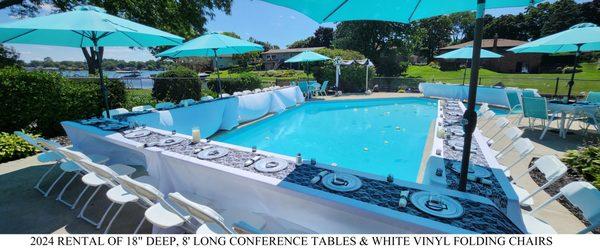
[{"left": 288, "top": 27, "right": 334, "bottom": 48}]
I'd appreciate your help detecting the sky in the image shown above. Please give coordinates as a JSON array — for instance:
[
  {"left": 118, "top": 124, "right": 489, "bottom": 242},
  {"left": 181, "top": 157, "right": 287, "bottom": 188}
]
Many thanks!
[{"left": 0, "top": 0, "right": 589, "bottom": 62}]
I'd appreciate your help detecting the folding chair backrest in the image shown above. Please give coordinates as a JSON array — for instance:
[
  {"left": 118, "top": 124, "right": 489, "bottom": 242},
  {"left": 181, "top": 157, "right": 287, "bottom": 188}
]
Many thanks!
[
  {"left": 36, "top": 138, "right": 64, "bottom": 153},
  {"left": 168, "top": 192, "right": 232, "bottom": 234},
  {"left": 522, "top": 97, "right": 548, "bottom": 119},
  {"left": 477, "top": 103, "right": 490, "bottom": 115},
  {"left": 506, "top": 91, "right": 522, "bottom": 110},
  {"left": 502, "top": 127, "right": 523, "bottom": 141},
  {"left": 512, "top": 138, "right": 535, "bottom": 156},
  {"left": 533, "top": 155, "right": 568, "bottom": 181},
  {"left": 78, "top": 159, "right": 118, "bottom": 183},
  {"left": 156, "top": 102, "right": 175, "bottom": 109},
  {"left": 117, "top": 175, "right": 163, "bottom": 203},
  {"left": 179, "top": 99, "right": 195, "bottom": 105},
  {"left": 492, "top": 117, "right": 510, "bottom": 129},
  {"left": 481, "top": 110, "right": 495, "bottom": 120},
  {"left": 14, "top": 131, "right": 44, "bottom": 151},
  {"left": 561, "top": 182, "right": 600, "bottom": 227},
  {"left": 586, "top": 91, "right": 600, "bottom": 104},
  {"left": 56, "top": 147, "right": 89, "bottom": 161},
  {"left": 523, "top": 89, "right": 536, "bottom": 98}
]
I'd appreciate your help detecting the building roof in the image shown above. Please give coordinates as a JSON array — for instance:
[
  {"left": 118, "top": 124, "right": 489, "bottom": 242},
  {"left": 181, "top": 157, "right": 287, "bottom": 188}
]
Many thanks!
[
  {"left": 263, "top": 47, "right": 324, "bottom": 54},
  {"left": 440, "top": 39, "right": 527, "bottom": 50}
]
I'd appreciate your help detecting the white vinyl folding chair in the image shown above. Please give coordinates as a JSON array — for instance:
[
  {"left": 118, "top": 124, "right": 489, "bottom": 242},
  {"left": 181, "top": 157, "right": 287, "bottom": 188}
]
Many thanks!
[
  {"left": 510, "top": 155, "right": 568, "bottom": 207},
  {"left": 483, "top": 117, "right": 511, "bottom": 140},
  {"left": 477, "top": 103, "right": 489, "bottom": 116},
  {"left": 489, "top": 126, "right": 524, "bottom": 152},
  {"left": 116, "top": 175, "right": 210, "bottom": 234},
  {"left": 14, "top": 132, "right": 65, "bottom": 195},
  {"left": 74, "top": 159, "right": 143, "bottom": 232},
  {"left": 168, "top": 192, "right": 266, "bottom": 234},
  {"left": 524, "top": 182, "right": 600, "bottom": 234},
  {"left": 477, "top": 110, "right": 496, "bottom": 129},
  {"left": 36, "top": 139, "right": 108, "bottom": 201},
  {"left": 497, "top": 138, "right": 535, "bottom": 177}
]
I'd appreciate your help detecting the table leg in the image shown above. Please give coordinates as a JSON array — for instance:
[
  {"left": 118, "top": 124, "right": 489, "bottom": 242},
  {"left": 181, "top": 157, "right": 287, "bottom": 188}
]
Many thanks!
[{"left": 559, "top": 112, "right": 567, "bottom": 138}]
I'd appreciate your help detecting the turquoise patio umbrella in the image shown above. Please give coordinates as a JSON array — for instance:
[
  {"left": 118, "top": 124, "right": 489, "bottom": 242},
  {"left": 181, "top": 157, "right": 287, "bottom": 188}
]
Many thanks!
[
  {"left": 0, "top": 5, "right": 184, "bottom": 118},
  {"left": 157, "top": 32, "right": 263, "bottom": 96},
  {"left": 509, "top": 23, "right": 600, "bottom": 99},
  {"left": 284, "top": 50, "right": 330, "bottom": 83},
  {"left": 435, "top": 46, "right": 502, "bottom": 84},
  {"left": 260, "top": 0, "right": 544, "bottom": 192}
]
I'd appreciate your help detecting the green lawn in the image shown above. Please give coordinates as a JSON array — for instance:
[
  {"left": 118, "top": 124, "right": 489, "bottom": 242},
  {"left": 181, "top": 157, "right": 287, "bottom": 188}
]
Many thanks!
[{"left": 405, "top": 63, "right": 600, "bottom": 95}]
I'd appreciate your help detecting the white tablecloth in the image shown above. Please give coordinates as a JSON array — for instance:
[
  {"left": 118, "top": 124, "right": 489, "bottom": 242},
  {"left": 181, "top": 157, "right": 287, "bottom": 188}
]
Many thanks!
[
  {"left": 420, "top": 83, "right": 534, "bottom": 108},
  {"left": 235, "top": 86, "right": 304, "bottom": 123}
]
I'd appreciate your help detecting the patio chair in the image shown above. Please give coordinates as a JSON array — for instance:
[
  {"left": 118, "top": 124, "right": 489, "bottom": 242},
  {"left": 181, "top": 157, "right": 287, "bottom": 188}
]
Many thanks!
[
  {"left": 290, "top": 81, "right": 296, "bottom": 86},
  {"left": 314, "top": 81, "right": 329, "bottom": 96},
  {"left": 519, "top": 97, "right": 559, "bottom": 140},
  {"left": 36, "top": 139, "right": 108, "bottom": 200},
  {"left": 14, "top": 132, "right": 65, "bottom": 194},
  {"left": 168, "top": 192, "right": 266, "bottom": 234},
  {"left": 506, "top": 91, "right": 523, "bottom": 116},
  {"left": 497, "top": 138, "right": 535, "bottom": 177},
  {"left": 132, "top": 105, "right": 154, "bottom": 112},
  {"left": 179, "top": 99, "right": 196, "bottom": 106},
  {"left": 298, "top": 82, "right": 310, "bottom": 97},
  {"left": 200, "top": 96, "right": 214, "bottom": 101},
  {"left": 477, "top": 110, "right": 496, "bottom": 129},
  {"left": 102, "top": 108, "right": 129, "bottom": 119},
  {"left": 116, "top": 175, "right": 213, "bottom": 234},
  {"left": 585, "top": 91, "right": 600, "bottom": 104},
  {"left": 524, "top": 182, "right": 600, "bottom": 234},
  {"left": 155, "top": 102, "right": 176, "bottom": 110},
  {"left": 510, "top": 155, "right": 568, "bottom": 207},
  {"left": 522, "top": 89, "right": 537, "bottom": 98}
]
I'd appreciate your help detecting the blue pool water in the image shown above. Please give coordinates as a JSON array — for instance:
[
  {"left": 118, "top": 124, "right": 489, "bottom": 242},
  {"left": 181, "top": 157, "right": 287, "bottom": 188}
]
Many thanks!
[{"left": 216, "top": 98, "right": 438, "bottom": 181}]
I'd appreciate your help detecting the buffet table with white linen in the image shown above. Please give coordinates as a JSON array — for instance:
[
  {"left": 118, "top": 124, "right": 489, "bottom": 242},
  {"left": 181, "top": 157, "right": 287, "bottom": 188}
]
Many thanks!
[
  {"left": 419, "top": 83, "right": 533, "bottom": 108},
  {"left": 62, "top": 120, "right": 523, "bottom": 234}
]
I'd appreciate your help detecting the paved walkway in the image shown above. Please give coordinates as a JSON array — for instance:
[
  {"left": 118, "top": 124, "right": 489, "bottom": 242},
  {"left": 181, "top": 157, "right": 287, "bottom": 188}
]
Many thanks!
[{"left": 0, "top": 92, "right": 595, "bottom": 233}]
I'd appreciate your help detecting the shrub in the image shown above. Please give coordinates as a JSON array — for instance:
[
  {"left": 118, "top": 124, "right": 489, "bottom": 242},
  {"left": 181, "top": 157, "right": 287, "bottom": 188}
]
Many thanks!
[
  {"left": 0, "top": 67, "right": 126, "bottom": 136},
  {"left": 207, "top": 72, "right": 263, "bottom": 94},
  {"left": 562, "top": 145, "right": 600, "bottom": 189},
  {"left": 0, "top": 132, "right": 38, "bottom": 163},
  {"left": 562, "top": 66, "right": 582, "bottom": 74},
  {"left": 314, "top": 48, "right": 365, "bottom": 60},
  {"left": 125, "top": 89, "right": 156, "bottom": 109},
  {"left": 152, "top": 66, "right": 202, "bottom": 102}
]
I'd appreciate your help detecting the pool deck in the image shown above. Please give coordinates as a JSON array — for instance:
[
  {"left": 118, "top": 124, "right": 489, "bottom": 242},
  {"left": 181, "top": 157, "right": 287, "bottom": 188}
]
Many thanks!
[{"left": 0, "top": 92, "right": 594, "bottom": 233}]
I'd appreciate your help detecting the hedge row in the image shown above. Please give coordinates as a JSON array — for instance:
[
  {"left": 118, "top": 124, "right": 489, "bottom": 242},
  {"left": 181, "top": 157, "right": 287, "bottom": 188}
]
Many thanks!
[{"left": 0, "top": 67, "right": 125, "bottom": 137}]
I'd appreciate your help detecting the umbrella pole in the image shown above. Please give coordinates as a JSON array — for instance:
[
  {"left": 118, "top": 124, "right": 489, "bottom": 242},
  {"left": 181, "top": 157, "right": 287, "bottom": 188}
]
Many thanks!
[
  {"left": 94, "top": 42, "right": 110, "bottom": 119},
  {"left": 365, "top": 61, "right": 369, "bottom": 92},
  {"left": 458, "top": 0, "right": 486, "bottom": 192},
  {"left": 462, "top": 59, "right": 468, "bottom": 85},
  {"left": 213, "top": 49, "right": 222, "bottom": 97},
  {"left": 567, "top": 44, "right": 582, "bottom": 100}
]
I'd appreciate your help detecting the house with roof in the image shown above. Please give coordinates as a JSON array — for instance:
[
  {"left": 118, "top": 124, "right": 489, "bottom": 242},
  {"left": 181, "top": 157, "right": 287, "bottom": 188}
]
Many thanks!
[
  {"left": 262, "top": 47, "right": 324, "bottom": 70},
  {"left": 438, "top": 37, "right": 544, "bottom": 73}
]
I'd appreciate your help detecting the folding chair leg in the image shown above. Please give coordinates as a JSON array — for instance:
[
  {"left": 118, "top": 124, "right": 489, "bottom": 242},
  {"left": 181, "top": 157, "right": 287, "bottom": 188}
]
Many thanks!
[
  {"left": 33, "top": 161, "right": 60, "bottom": 195},
  {"left": 540, "top": 118, "right": 553, "bottom": 140},
  {"left": 134, "top": 218, "right": 146, "bottom": 234},
  {"left": 97, "top": 202, "right": 115, "bottom": 230},
  {"left": 103, "top": 203, "right": 124, "bottom": 234},
  {"left": 78, "top": 185, "right": 103, "bottom": 226},
  {"left": 56, "top": 172, "right": 81, "bottom": 208},
  {"left": 40, "top": 167, "right": 65, "bottom": 197},
  {"left": 71, "top": 185, "right": 90, "bottom": 210}
]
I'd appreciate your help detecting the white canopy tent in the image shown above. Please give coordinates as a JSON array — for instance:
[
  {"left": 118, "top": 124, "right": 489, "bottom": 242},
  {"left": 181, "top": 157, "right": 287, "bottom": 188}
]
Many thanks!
[{"left": 333, "top": 56, "right": 374, "bottom": 93}]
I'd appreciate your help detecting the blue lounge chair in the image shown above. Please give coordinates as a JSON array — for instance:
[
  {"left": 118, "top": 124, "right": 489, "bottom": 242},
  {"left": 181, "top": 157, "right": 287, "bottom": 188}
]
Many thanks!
[
  {"left": 523, "top": 89, "right": 537, "bottom": 98},
  {"left": 155, "top": 102, "right": 176, "bottom": 110},
  {"left": 520, "top": 97, "right": 559, "bottom": 139},
  {"left": 506, "top": 91, "right": 523, "bottom": 114},
  {"left": 179, "top": 99, "right": 196, "bottom": 106},
  {"left": 315, "top": 81, "right": 329, "bottom": 96},
  {"left": 298, "top": 82, "right": 311, "bottom": 97}
]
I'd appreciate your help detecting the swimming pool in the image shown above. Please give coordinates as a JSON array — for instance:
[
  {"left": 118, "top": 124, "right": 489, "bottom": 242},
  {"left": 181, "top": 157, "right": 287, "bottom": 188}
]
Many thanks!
[{"left": 216, "top": 98, "right": 438, "bottom": 181}]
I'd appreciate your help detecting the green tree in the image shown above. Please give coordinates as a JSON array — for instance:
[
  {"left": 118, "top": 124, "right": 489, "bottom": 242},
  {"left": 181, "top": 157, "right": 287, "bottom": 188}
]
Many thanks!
[
  {"left": 221, "top": 31, "right": 241, "bottom": 39},
  {"left": 0, "top": 45, "right": 22, "bottom": 68},
  {"left": 4, "top": 0, "right": 233, "bottom": 75},
  {"left": 287, "top": 38, "right": 310, "bottom": 48},
  {"left": 248, "top": 37, "right": 279, "bottom": 51},
  {"left": 417, "top": 16, "right": 453, "bottom": 62},
  {"left": 540, "top": 0, "right": 582, "bottom": 37},
  {"left": 287, "top": 27, "right": 334, "bottom": 48},
  {"left": 333, "top": 21, "right": 420, "bottom": 76}
]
